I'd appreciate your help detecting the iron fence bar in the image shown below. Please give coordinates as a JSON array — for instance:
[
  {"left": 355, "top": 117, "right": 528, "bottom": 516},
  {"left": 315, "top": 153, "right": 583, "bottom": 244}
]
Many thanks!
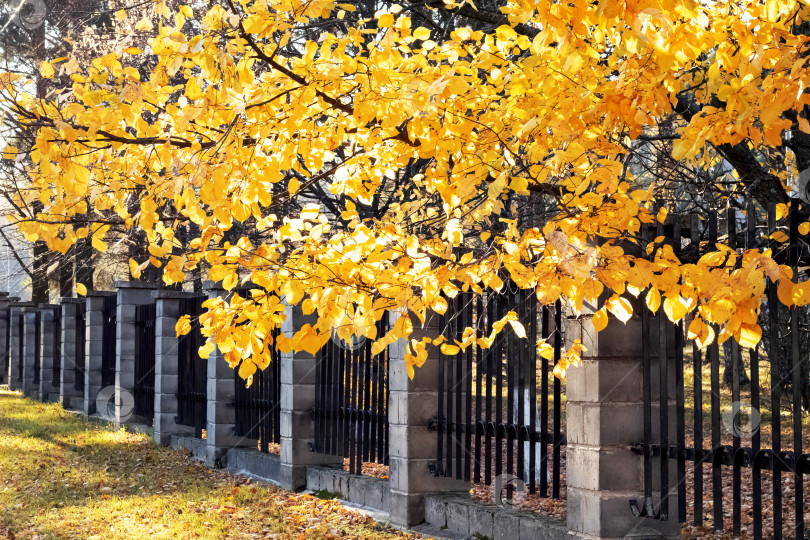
[
  {"left": 33, "top": 311, "right": 41, "bottom": 386},
  {"left": 53, "top": 307, "right": 61, "bottom": 390},
  {"left": 673, "top": 218, "right": 686, "bottom": 524},
  {"left": 102, "top": 295, "right": 117, "bottom": 388},
  {"left": 657, "top": 216, "right": 669, "bottom": 521},
  {"left": 528, "top": 290, "right": 538, "bottom": 493},
  {"left": 484, "top": 296, "right": 494, "bottom": 486},
  {"left": 540, "top": 304, "right": 549, "bottom": 497},
  {"left": 790, "top": 201, "right": 804, "bottom": 539},
  {"left": 728, "top": 207, "right": 742, "bottom": 536},
  {"left": 768, "top": 202, "right": 783, "bottom": 540},
  {"left": 474, "top": 295, "right": 483, "bottom": 485},
  {"left": 552, "top": 300, "right": 561, "bottom": 499},
  {"left": 464, "top": 294, "right": 473, "bottom": 482},
  {"left": 708, "top": 210, "right": 723, "bottom": 531},
  {"left": 74, "top": 304, "right": 85, "bottom": 393},
  {"left": 745, "top": 199, "right": 763, "bottom": 539},
  {"left": 495, "top": 292, "right": 504, "bottom": 485},
  {"left": 691, "top": 215, "right": 704, "bottom": 527}
]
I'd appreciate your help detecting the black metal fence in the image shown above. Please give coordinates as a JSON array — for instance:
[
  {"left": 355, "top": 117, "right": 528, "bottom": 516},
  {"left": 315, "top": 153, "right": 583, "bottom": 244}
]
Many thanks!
[
  {"left": 234, "top": 326, "right": 282, "bottom": 453},
  {"left": 33, "top": 311, "right": 40, "bottom": 386},
  {"left": 633, "top": 199, "right": 810, "bottom": 539},
  {"left": 177, "top": 295, "right": 207, "bottom": 438},
  {"left": 74, "top": 302, "right": 86, "bottom": 393},
  {"left": 52, "top": 306, "right": 61, "bottom": 391},
  {"left": 431, "top": 287, "right": 566, "bottom": 499},
  {"left": 16, "top": 312, "right": 23, "bottom": 386},
  {"left": 312, "top": 313, "right": 390, "bottom": 474},
  {"left": 133, "top": 303, "right": 156, "bottom": 420},
  {"left": 101, "top": 295, "right": 117, "bottom": 388},
  {"left": 1, "top": 307, "right": 8, "bottom": 384}
]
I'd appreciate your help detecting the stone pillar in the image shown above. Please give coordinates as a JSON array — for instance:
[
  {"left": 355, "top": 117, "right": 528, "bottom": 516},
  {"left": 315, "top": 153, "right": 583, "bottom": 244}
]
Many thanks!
[
  {"left": 8, "top": 302, "right": 32, "bottom": 391},
  {"left": 387, "top": 310, "right": 470, "bottom": 527},
  {"left": 115, "top": 281, "right": 157, "bottom": 425},
  {"left": 565, "top": 299, "right": 679, "bottom": 540},
  {"left": 278, "top": 302, "right": 343, "bottom": 491},
  {"left": 204, "top": 282, "right": 253, "bottom": 467},
  {"left": 59, "top": 299, "right": 85, "bottom": 410},
  {"left": 153, "top": 291, "right": 196, "bottom": 445},
  {"left": 84, "top": 292, "right": 115, "bottom": 415},
  {"left": 21, "top": 307, "right": 41, "bottom": 399},
  {"left": 0, "top": 294, "right": 14, "bottom": 386},
  {"left": 38, "top": 304, "right": 61, "bottom": 402}
]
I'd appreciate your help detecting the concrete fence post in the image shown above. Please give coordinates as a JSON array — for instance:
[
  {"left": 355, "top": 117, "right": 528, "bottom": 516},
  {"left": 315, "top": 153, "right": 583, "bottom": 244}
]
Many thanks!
[
  {"left": 84, "top": 292, "right": 116, "bottom": 416},
  {"left": 0, "top": 293, "right": 15, "bottom": 386},
  {"left": 387, "top": 309, "right": 469, "bottom": 528},
  {"left": 278, "top": 302, "right": 343, "bottom": 491},
  {"left": 21, "top": 307, "right": 40, "bottom": 399},
  {"left": 8, "top": 302, "right": 33, "bottom": 391},
  {"left": 59, "top": 298, "right": 85, "bottom": 410},
  {"left": 565, "top": 299, "right": 679, "bottom": 540},
  {"left": 38, "top": 304, "right": 61, "bottom": 402},
  {"left": 153, "top": 291, "right": 196, "bottom": 446},
  {"left": 115, "top": 281, "right": 157, "bottom": 424}
]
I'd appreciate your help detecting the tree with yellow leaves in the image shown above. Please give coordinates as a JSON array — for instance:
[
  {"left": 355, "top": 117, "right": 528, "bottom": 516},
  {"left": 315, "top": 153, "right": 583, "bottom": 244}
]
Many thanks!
[{"left": 2, "top": 0, "right": 810, "bottom": 378}]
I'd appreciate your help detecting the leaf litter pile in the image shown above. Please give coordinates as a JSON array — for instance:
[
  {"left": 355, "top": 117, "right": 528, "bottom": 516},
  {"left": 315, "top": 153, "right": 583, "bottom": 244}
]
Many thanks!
[{"left": 0, "top": 390, "right": 417, "bottom": 540}]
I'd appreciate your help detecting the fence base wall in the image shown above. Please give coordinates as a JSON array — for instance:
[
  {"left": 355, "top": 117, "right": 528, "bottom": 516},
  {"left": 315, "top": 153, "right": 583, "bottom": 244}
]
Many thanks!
[
  {"left": 22, "top": 308, "right": 39, "bottom": 400},
  {"left": 0, "top": 294, "right": 12, "bottom": 386}
]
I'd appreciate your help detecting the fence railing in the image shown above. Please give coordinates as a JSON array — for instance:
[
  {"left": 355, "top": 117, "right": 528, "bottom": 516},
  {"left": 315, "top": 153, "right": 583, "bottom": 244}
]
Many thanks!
[
  {"left": 101, "top": 295, "right": 117, "bottom": 388},
  {"left": 633, "top": 199, "right": 810, "bottom": 540},
  {"left": 133, "top": 303, "right": 156, "bottom": 420},
  {"left": 74, "top": 303, "right": 86, "bottom": 393},
  {"left": 312, "top": 313, "right": 390, "bottom": 474},
  {"left": 177, "top": 295, "right": 207, "bottom": 438},
  {"left": 431, "top": 287, "right": 566, "bottom": 499},
  {"left": 33, "top": 311, "right": 41, "bottom": 387},
  {"left": 52, "top": 306, "right": 61, "bottom": 390},
  {"left": 233, "top": 326, "right": 281, "bottom": 452}
]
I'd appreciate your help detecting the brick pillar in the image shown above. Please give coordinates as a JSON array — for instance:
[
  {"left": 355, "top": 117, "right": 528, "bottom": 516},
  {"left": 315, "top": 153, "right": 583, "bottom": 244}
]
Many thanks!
[
  {"left": 153, "top": 291, "right": 196, "bottom": 445},
  {"left": 278, "top": 302, "right": 343, "bottom": 491},
  {"left": 21, "top": 307, "right": 40, "bottom": 399},
  {"left": 115, "top": 281, "right": 157, "bottom": 424},
  {"left": 84, "top": 292, "right": 115, "bottom": 415},
  {"left": 387, "top": 310, "right": 469, "bottom": 527},
  {"left": 0, "top": 294, "right": 15, "bottom": 386},
  {"left": 38, "top": 304, "right": 61, "bottom": 402},
  {"left": 565, "top": 300, "right": 679, "bottom": 539},
  {"left": 204, "top": 282, "right": 251, "bottom": 467},
  {"left": 59, "top": 299, "right": 85, "bottom": 409},
  {"left": 8, "top": 302, "right": 32, "bottom": 391}
]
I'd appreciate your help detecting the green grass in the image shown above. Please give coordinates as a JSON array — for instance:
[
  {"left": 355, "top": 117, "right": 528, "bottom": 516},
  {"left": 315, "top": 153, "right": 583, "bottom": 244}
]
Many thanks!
[{"left": 0, "top": 389, "right": 416, "bottom": 540}]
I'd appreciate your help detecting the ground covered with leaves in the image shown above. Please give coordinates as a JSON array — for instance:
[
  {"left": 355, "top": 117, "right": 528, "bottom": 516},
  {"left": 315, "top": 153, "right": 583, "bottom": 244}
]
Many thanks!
[{"left": 0, "top": 390, "right": 417, "bottom": 540}]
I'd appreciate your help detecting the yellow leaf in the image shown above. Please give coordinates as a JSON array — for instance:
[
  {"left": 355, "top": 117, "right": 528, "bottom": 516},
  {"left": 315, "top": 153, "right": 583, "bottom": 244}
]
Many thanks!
[
  {"left": 129, "top": 258, "right": 142, "bottom": 279},
  {"left": 76, "top": 283, "right": 87, "bottom": 296},
  {"left": 39, "top": 61, "right": 54, "bottom": 79},
  {"left": 440, "top": 343, "right": 460, "bottom": 355},
  {"left": 645, "top": 288, "right": 661, "bottom": 314},
  {"left": 238, "top": 360, "right": 257, "bottom": 380},
  {"left": 288, "top": 177, "right": 300, "bottom": 196},
  {"left": 606, "top": 295, "right": 633, "bottom": 324},
  {"left": 176, "top": 315, "right": 192, "bottom": 336},
  {"left": 663, "top": 296, "right": 688, "bottom": 323},
  {"left": 135, "top": 17, "right": 153, "bottom": 31},
  {"left": 508, "top": 319, "right": 526, "bottom": 338},
  {"left": 378, "top": 13, "right": 394, "bottom": 27},
  {"left": 736, "top": 323, "right": 761, "bottom": 349},
  {"left": 116, "top": 9, "right": 126, "bottom": 21},
  {"left": 124, "top": 47, "right": 142, "bottom": 55},
  {"left": 800, "top": 222, "right": 810, "bottom": 236},
  {"left": 91, "top": 235, "right": 108, "bottom": 253},
  {"left": 198, "top": 340, "right": 215, "bottom": 359},
  {"left": 776, "top": 203, "right": 789, "bottom": 221},
  {"left": 592, "top": 307, "right": 608, "bottom": 332}
]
